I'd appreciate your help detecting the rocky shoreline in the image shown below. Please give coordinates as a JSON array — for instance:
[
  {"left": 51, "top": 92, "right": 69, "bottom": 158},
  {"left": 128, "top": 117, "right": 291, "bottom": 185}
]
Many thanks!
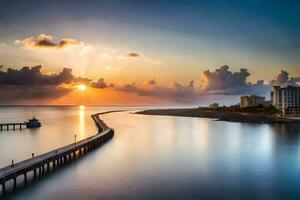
[{"left": 136, "top": 108, "right": 300, "bottom": 124}]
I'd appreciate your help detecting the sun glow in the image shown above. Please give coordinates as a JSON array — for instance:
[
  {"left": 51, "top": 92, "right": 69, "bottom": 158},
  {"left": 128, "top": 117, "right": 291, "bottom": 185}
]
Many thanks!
[{"left": 77, "top": 84, "right": 87, "bottom": 91}]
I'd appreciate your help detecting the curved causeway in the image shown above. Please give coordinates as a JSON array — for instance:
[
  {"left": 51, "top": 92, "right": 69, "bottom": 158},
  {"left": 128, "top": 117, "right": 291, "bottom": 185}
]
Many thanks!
[{"left": 0, "top": 111, "right": 116, "bottom": 193}]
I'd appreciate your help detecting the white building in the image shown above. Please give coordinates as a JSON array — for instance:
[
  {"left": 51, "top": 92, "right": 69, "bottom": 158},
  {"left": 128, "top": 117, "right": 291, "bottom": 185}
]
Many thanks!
[
  {"left": 271, "top": 85, "right": 300, "bottom": 116},
  {"left": 240, "top": 95, "right": 265, "bottom": 108}
]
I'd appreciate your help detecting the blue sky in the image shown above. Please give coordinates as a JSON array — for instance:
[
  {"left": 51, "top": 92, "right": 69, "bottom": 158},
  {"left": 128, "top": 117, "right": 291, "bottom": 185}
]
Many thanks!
[
  {"left": 2, "top": 0, "right": 299, "bottom": 48},
  {"left": 1, "top": 0, "right": 299, "bottom": 77}
]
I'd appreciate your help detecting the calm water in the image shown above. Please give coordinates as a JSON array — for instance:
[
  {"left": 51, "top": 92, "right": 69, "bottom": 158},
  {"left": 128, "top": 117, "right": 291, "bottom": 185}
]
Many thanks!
[{"left": 1, "top": 106, "right": 300, "bottom": 199}]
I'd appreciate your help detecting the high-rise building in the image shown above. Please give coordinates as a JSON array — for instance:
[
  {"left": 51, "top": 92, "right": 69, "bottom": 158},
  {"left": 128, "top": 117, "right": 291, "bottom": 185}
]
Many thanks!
[
  {"left": 272, "top": 85, "right": 281, "bottom": 109},
  {"left": 240, "top": 95, "right": 265, "bottom": 108},
  {"left": 271, "top": 85, "right": 300, "bottom": 116}
]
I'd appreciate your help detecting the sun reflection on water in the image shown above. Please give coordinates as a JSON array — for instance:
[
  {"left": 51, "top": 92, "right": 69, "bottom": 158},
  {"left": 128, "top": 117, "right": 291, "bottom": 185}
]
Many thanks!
[{"left": 78, "top": 105, "right": 86, "bottom": 139}]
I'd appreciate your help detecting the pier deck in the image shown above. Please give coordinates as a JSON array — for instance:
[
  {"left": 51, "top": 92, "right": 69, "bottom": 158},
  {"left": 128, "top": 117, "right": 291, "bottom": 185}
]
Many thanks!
[
  {"left": 0, "top": 111, "right": 117, "bottom": 192},
  {"left": 0, "top": 123, "right": 26, "bottom": 131}
]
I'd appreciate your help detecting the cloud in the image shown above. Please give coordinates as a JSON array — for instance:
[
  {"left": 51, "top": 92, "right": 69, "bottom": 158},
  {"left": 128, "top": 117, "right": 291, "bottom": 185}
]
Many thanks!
[
  {"left": 272, "top": 70, "right": 289, "bottom": 84},
  {"left": 75, "top": 76, "right": 92, "bottom": 85},
  {"left": 116, "top": 80, "right": 200, "bottom": 103},
  {"left": 0, "top": 65, "right": 80, "bottom": 103},
  {"left": 0, "top": 64, "right": 298, "bottom": 104},
  {"left": 0, "top": 65, "right": 102, "bottom": 103},
  {"left": 0, "top": 65, "right": 113, "bottom": 89},
  {"left": 202, "top": 65, "right": 269, "bottom": 95},
  {"left": 15, "top": 33, "right": 82, "bottom": 49},
  {"left": 203, "top": 65, "right": 249, "bottom": 91},
  {"left": 91, "top": 78, "right": 108, "bottom": 89},
  {"left": 148, "top": 79, "right": 157, "bottom": 85},
  {"left": 270, "top": 70, "right": 300, "bottom": 86},
  {"left": 0, "top": 65, "right": 75, "bottom": 86},
  {"left": 115, "top": 65, "right": 278, "bottom": 102},
  {"left": 125, "top": 53, "right": 140, "bottom": 58}
]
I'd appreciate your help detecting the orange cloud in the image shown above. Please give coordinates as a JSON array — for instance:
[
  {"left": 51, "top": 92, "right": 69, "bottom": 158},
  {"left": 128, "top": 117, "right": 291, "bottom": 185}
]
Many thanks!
[
  {"left": 15, "top": 33, "right": 82, "bottom": 49},
  {"left": 125, "top": 53, "right": 140, "bottom": 57}
]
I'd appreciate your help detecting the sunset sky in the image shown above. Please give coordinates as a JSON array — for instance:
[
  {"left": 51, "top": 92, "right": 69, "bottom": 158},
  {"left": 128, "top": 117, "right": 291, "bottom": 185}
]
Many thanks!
[{"left": 0, "top": 0, "right": 299, "bottom": 105}]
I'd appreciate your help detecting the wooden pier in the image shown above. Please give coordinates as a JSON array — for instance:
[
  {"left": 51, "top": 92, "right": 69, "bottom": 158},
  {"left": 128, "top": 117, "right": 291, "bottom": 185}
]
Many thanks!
[
  {"left": 0, "top": 123, "right": 27, "bottom": 131},
  {"left": 0, "top": 111, "right": 116, "bottom": 193}
]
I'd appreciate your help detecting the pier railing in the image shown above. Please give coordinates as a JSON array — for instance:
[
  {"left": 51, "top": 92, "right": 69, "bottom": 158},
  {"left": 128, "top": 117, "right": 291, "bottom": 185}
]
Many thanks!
[
  {"left": 0, "top": 123, "right": 27, "bottom": 131},
  {"left": 0, "top": 111, "right": 117, "bottom": 193}
]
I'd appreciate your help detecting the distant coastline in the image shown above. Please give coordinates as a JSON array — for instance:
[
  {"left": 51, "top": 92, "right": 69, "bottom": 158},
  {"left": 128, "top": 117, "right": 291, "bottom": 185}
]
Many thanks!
[{"left": 136, "top": 107, "right": 300, "bottom": 124}]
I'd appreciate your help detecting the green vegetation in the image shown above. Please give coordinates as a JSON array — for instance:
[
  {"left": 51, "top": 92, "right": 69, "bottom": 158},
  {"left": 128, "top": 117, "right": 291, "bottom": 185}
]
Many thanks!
[
  {"left": 199, "top": 104, "right": 279, "bottom": 115},
  {"left": 138, "top": 105, "right": 299, "bottom": 123},
  {"left": 235, "top": 105, "right": 278, "bottom": 114}
]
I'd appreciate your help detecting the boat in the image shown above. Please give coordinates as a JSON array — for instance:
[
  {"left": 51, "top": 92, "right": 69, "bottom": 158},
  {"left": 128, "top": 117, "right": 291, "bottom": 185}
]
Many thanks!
[{"left": 26, "top": 117, "right": 41, "bottom": 128}]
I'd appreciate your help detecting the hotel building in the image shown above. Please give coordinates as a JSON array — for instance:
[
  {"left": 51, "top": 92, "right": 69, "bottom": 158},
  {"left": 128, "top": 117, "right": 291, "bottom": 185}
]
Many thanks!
[
  {"left": 240, "top": 95, "right": 265, "bottom": 108},
  {"left": 271, "top": 85, "right": 300, "bottom": 116}
]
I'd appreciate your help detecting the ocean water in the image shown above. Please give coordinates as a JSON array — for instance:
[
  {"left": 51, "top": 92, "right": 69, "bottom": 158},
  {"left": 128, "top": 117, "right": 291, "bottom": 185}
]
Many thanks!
[{"left": 1, "top": 106, "right": 300, "bottom": 199}]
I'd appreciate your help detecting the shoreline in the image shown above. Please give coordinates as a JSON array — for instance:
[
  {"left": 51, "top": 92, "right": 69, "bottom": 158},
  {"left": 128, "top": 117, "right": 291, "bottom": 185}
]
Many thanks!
[{"left": 136, "top": 108, "right": 300, "bottom": 124}]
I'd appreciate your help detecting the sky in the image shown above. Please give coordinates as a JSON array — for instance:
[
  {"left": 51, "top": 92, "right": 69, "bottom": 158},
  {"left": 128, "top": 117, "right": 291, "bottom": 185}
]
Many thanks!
[{"left": 0, "top": 0, "right": 299, "bottom": 105}]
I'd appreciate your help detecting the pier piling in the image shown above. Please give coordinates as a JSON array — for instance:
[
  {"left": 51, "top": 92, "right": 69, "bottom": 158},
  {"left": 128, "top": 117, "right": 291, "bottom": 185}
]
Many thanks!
[
  {"left": 0, "top": 112, "right": 115, "bottom": 193},
  {"left": 0, "top": 123, "right": 27, "bottom": 131}
]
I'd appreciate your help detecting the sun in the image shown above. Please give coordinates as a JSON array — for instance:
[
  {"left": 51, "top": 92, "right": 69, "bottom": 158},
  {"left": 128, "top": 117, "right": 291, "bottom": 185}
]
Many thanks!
[{"left": 77, "top": 84, "right": 87, "bottom": 91}]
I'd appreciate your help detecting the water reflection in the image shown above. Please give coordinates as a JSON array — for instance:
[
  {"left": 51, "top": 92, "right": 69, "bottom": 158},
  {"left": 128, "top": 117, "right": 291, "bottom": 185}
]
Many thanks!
[
  {"left": 78, "top": 105, "right": 86, "bottom": 139},
  {"left": 271, "top": 124, "right": 300, "bottom": 148},
  {"left": 1, "top": 108, "right": 300, "bottom": 199}
]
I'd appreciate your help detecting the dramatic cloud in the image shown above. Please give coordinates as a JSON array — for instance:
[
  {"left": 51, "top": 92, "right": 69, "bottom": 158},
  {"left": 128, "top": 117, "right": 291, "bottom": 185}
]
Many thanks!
[
  {"left": 0, "top": 65, "right": 115, "bottom": 103},
  {"left": 15, "top": 34, "right": 82, "bottom": 49},
  {"left": 126, "top": 53, "right": 140, "bottom": 57},
  {"left": 0, "top": 65, "right": 114, "bottom": 89},
  {"left": 115, "top": 65, "right": 282, "bottom": 102},
  {"left": 0, "top": 64, "right": 298, "bottom": 104},
  {"left": 203, "top": 65, "right": 249, "bottom": 91},
  {"left": 202, "top": 65, "right": 269, "bottom": 95},
  {"left": 0, "top": 65, "right": 78, "bottom": 103},
  {"left": 273, "top": 70, "right": 289, "bottom": 83},
  {"left": 270, "top": 70, "right": 300, "bottom": 86},
  {"left": 75, "top": 76, "right": 92, "bottom": 85},
  {"left": 0, "top": 65, "right": 74, "bottom": 85},
  {"left": 91, "top": 78, "right": 108, "bottom": 89}
]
